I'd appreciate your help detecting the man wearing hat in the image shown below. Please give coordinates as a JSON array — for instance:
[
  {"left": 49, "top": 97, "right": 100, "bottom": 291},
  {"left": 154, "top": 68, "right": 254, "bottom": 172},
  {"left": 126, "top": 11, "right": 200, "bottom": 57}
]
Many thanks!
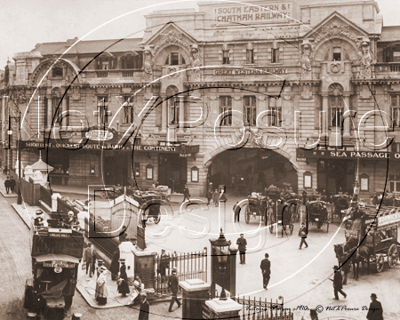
[
  {"left": 366, "top": 293, "right": 383, "bottom": 320},
  {"left": 330, "top": 265, "right": 346, "bottom": 300},
  {"left": 139, "top": 292, "right": 149, "bottom": 320},
  {"left": 168, "top": 268, "right": 181, "bottom": 312},
  {"left": 33, "top": 210, "right": 45, "bottom": 227},
  {"left": 260, "top": 253, "right": 271, "bottom": 290}
]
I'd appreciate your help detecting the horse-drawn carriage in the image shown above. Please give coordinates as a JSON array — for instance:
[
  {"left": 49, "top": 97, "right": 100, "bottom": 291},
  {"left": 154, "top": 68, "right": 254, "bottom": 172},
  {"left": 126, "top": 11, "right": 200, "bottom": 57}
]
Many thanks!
[
  {"left": 334, "top": 206, "right": 400, "bottom": 278},
  {"left": 332, "top": 193, "right": 350, "bottom": 222},
  {"left": 306, "top": 200, "right": 331, "bottom": 232}
]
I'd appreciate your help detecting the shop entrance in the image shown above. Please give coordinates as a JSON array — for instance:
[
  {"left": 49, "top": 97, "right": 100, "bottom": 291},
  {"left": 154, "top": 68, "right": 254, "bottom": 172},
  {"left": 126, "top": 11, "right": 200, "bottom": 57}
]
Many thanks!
[
  {"left": 317, "top": 159, "right": 355, "bottom": 195},
  {"left": 103, "top": 151, "right": 129, "bottom": 186},
  {"left": 208, "top": 148, "right": 297, "bottom": 196},
  {"left": 158, "top": 154, "right": 187, "bottom": 193}
]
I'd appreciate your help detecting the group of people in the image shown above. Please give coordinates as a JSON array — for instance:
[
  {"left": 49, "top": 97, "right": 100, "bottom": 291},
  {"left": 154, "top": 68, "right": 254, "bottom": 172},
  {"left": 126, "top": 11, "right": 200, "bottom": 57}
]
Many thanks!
[{"left": 4, "top": 176, "right": 16, "bottom": 194}]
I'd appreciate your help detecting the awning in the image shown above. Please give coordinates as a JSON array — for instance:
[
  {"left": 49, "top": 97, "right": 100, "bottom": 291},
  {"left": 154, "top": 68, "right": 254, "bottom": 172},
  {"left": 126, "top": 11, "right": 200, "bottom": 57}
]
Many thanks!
[{"left": 34, "top": 254, "right": 80, "bottom": 264}]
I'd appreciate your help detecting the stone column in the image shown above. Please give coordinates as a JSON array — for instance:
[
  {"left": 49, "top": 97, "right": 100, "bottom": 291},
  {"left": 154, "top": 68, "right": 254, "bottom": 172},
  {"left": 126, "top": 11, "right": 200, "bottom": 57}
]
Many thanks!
[
  {"left": 61, "top": 96, "right": 67, "bottom": 127},
  {"left": 322, "top": 94, "right": 329, "bottom": 136},
  {"left": 343, "top": 94, "right": 350, "bottom": 137},
  {"left": 161, "top": 99, "right": 167, "bottom": 133},
  {"left": 47, "top": 97, "right": 52, "bottom": 129},
  {"left": 178, "top": 96, "right": 185, "bottom": 133}
]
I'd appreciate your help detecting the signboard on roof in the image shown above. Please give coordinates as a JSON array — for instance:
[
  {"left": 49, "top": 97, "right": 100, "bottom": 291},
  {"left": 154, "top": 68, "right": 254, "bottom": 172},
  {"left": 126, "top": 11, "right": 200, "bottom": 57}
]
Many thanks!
[{"left": 377, "top": 212, "right": 400, "bottom": 227}]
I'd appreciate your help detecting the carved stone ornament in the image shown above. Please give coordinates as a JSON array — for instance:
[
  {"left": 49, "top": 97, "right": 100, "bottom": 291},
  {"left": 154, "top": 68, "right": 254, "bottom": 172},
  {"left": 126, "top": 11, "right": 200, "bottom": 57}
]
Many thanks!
[
  {"left": 189, "top": 44, "right": 202, "bottom": 81},
  {"left": 18, "top": 91, "right": 26, "bottom": 103},
  {"left": 167, "top": 66, "right": 180, "bottom": 78},
  {"left": 142, "top": 45, "right": 154, "bottom": 82},
  {"left": 313, "top": 22, "right": 359, "bottom": 46},
  {"left": 356, "top": 37, "right": 373, "bottom": 79},
  {"left": 300, "top": 39, "right": 314, "bottom": 75},
  {"left": 331, "top": 61, "right": 341, "bottom": 73},
  {"left": 153, "top": 30, "right": 191, "bottom": 57}
]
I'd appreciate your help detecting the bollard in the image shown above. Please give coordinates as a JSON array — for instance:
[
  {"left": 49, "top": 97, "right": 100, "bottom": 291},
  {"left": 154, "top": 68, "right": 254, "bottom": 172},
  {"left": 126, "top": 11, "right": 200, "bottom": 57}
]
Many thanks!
[{"left": 72, "top": 313, "right": 82, "bottom": 320}]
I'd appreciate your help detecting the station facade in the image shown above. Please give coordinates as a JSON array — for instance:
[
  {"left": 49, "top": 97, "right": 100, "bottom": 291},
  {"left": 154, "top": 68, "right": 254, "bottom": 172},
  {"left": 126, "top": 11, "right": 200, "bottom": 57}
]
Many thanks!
[{"left": 1, "top": 0, "right": 400, "bottom": 198}]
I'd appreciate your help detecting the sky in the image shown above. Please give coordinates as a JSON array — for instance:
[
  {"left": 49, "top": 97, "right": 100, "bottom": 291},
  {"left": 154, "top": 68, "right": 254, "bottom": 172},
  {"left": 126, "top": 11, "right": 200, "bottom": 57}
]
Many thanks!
[{"left": 0, "top": 0, "right": 398, "bottom": 68}]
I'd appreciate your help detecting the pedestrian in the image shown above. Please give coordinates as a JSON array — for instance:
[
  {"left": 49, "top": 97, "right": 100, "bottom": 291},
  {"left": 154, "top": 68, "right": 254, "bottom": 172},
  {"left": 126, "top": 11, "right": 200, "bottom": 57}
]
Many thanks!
[
  {"left": 158, "top": 249, "right": 170, "bottom": 277},
  {"left": 298, "top": 222, "right": 308, "bottom": 249},
  {"left": 4, "top": 176, "right": 11, "bottom": 194},
  {"left": 233, "top": 202, "right": 240, "bottom": 222},
  {"left": 117, "top": 259, "right": 130, "bottom": 297},
  {"left": 260, "top": 253, "right": 271, "bottom": 290},
  {"left": 139, "top": 292, "right": 149, "bottom": 320},
  {"left": 83, "top": 243, "right": 94, "bottom": 276},
  {"left": 330, "top": 265, "right": 347, "bottom": 300},
  {"left": 183, "top": 184, "right": 190, "bottom": 202},
  {"left": 366, "top": 293, "right": 383, "bottom": 320},
  {"left": 302, "top": 190, "right": 307, "bottom": 205},
  {"left": 213, "top": 189, "right": 219, "bottom": 207},
  {"left": 340, "top": 256, "right": 350, "bottom": 285},
  {"left": 96, "top": 259, "right": 104, "bottom": 279},
  {"left": 95, "top": 266, "right": 108, "bottom": 305},
  {"left": 89, "top": 246, "right": 97, "bottom": 278},
  {"left": 168, "top": 268, "right": 181, "bottom": 312},
  {"left": 110, "top": 248, "right": 120, "bottom": 281},
  {"left": 10, "top": 177, "right": 16, "bottom": 193},
  {"left": 206, "top": 182, "right": 213, "bottom": 205},
  {"left": 236, "top": 233, "right": 247, "bottom": 264}
]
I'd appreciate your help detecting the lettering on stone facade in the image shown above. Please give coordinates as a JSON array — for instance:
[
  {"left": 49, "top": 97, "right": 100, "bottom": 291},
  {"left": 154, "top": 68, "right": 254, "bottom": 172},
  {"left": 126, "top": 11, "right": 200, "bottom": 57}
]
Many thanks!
[
  {"left": 214, "top": 4, "right": 292, "bottom": 23},
  {"left": 213, "top": 67, "right": 288, "bottom": 75}
]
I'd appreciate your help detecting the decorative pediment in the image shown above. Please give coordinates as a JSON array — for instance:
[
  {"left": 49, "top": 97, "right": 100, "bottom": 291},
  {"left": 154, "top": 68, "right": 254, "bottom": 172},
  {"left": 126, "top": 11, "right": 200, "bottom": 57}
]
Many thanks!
[
  {"left": 141, "top": 22, "right": 198, "bottom": 57},
  {"left": 303, "top": 12, "right": 369, "bottom": 46}
]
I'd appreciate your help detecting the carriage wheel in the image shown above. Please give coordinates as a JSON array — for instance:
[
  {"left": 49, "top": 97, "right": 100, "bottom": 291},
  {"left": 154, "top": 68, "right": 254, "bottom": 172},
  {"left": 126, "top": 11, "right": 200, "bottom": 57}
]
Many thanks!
[
  {"left": 154, "top": 215, "right": 161, "bottom": 224},
  {"left": 388, "top": 244, "right": 399, "bottom": 268},
  {"left": 326, "top": 222, "right": 329, "bottom": 233},
  {"left": 245, "top": 205, "right": 250, "bottom": 224},
  {"left": 376, "top": 254, "right": 385, "bottom": 273}
]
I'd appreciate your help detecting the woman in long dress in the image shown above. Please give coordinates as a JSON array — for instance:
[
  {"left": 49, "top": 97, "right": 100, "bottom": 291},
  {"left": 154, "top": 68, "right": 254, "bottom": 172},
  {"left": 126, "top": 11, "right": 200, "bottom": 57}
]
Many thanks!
[
  {"left": 95, "top": 266, "right": 108, "bottom": 305},
  {"left": 117, "top": 261, "right": 130, "bottom": 297},
  {"left": 110, "top": 248, "right": 120, "bottom": 281}
]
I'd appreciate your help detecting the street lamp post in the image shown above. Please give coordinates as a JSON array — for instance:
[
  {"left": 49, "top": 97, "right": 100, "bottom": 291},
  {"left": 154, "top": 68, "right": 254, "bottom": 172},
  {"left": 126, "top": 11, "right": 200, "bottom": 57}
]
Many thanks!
[
  {"left": 209, "top": 228, "right": 231, "bottom": 300},
  {"left": 7, "top": 109, "right": 22, "bottom": 204}
]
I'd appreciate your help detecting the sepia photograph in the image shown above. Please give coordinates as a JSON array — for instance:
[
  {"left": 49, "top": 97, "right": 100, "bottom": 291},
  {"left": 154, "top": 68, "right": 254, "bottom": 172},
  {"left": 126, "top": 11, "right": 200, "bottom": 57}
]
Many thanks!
[{"left": 0, "top": 0, "right": 399, "bottom": 319}]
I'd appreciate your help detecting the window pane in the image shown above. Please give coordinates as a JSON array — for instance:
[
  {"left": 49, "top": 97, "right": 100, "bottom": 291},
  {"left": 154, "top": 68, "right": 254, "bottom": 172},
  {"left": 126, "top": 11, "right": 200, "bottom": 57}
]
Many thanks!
[
  {"left": 390, "top": 182, "right": 394, "bottom": 192},
  {"left": 171, "top": 53, "right": 179, "bottom": 65}
]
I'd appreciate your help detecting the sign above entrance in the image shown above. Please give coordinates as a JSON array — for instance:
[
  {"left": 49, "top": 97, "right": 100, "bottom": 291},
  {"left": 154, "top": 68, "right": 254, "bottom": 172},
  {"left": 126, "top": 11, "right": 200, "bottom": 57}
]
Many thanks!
[
  {"left": 85, "top": 129, "right": 113, "bottom": 141},
  {"left": 296, "top": 149, "right": 400, "bottom": 161},
  {"left": 214, "top": 3, "right": 292, "bottom": 23},
  {"left": 213, "top": 67, "right": 288, "bottom": 76}
]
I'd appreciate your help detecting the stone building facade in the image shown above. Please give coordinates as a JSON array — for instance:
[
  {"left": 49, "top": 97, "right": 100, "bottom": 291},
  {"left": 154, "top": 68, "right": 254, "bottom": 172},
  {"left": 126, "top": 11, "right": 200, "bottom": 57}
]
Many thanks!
[{"left": 1, "top": 0, "right": 400, "bottom": 198}]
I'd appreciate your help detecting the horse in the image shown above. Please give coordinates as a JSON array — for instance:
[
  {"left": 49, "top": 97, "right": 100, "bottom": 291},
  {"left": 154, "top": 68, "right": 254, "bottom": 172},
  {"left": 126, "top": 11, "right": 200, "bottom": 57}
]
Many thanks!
[{"left": 334, "top": 241, "right": 371, "bottom": 280}]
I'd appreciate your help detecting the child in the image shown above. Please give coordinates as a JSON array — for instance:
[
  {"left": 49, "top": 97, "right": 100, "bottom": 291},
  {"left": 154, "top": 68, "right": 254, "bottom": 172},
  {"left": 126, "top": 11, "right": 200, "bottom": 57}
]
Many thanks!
[{"left": 213, "top": 189, "right": 219, "bottom": 207}]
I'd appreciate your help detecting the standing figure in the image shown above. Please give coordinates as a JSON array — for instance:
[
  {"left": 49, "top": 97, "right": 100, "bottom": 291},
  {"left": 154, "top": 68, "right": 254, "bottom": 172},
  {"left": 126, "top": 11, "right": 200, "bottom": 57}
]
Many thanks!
[
  {"left": 117, "top": 260, "right": 130, "bottom": 297},
  {"left": 302, "top": 190, "right": 307, "bottom": 205},
  {"left": 206, "top": 183, "right": 213, "bottom": 205},
  {"left": 340, "top": 255, "right": 351, "bottom": 285},
  {"left": 331, "top": 265, "right": 347, "bottom": 300},
  {"left": 158, "top": 249, "right": 170, "bottom": 277},
  {"left": 213, "top": 189, "right": 219, "bottom": 207},
  {"left": 139, "top": 292, "right": 149, "bottom": 320},
  {"left": 83, "top": 243, "right": 94, "bottom": 276},
  {"left": 366, "top": 293, "right": 383, "bottom": 320},
  {"left": 4, "top": 176, "right": 11, "bottom": 194},
  {"left": 260, "top": 253, "right": 271, "bottom": 290},
  {"left": 183, "top": 184, "right": 190, "bottom": 202},
  {"left": 168, "top": 268, "right": 181, "bottom": 312},
  {"left": 10, "top": 177, "right": 16, "bottom": 193},
  {"left": 298, "top": 222, "right": 309, "bottom": 249},
  {"left": 236, "top": 234, "right": 247, "bottom": 264},
  {"left": 110, "top": 248, "right": 120, "bottom": 281},
  {"left": 95, "top": 266, "right": 108, "bottom": 305}
]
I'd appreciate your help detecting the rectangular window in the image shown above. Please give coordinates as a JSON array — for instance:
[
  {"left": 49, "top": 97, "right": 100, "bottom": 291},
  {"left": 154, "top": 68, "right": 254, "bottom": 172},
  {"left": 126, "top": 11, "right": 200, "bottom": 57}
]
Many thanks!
[
  {"left": 97, "top": 96, "right": 109, "bottom": 125},
  {"left": 219, "top": 96, "right": 232, "bottom": 126},
  {"left": 244, "top": 96, "right": 256, "bottom": 126},
  {"left": 246, "top": 49, "right": 254, "bottom": 64},
  {"left": 330, "top": 96, "right": 343, "bottom": 127},
  {"left": 333, "top": 48, "right": 341, "bottom": 61},
  {"left": 223, "top": 50, "right": 230, "bottom": 64},
  {"left": 123, "top": 96, "right": 134, "bottom": 124},
  {"left": 391, "top": 95, "right": 400, "bottom": 127},
  {"left": 171, "top": 53, "right": 179, "bottom": 66},
  {"left": 271, "top": 48, "right": 279, "bottom": 63},
  {"left": 169, "top": 99, "right": 179, "bottom": 125},
  {"left": 267, "top": 98, "right": 282, "bottom": 127}
]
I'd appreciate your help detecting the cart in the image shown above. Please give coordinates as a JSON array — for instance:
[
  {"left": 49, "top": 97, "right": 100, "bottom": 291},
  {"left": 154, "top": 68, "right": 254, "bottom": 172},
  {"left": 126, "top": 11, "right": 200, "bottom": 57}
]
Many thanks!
[
  {"left": 306, "top": 200, "right": 331, "bottom": 232},
  {"left": 269, "top": 200, "right": 294, "bottom": 235},
  {"left": 244, "top": 193, "right": 268, "bottom": 224},
  {"left": 332, "top": 194, "right": 350, "bottom": 222}
]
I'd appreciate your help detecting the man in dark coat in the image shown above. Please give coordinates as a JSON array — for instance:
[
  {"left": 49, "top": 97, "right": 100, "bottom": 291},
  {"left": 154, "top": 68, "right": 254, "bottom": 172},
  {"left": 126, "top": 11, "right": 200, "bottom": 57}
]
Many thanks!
[
  {"left": 4, "top": 176, "right": 11, "bottom": 194},
  {"left": 139, "top": 292, "right": 149, "bottom": 320},
  {"left": 331, "top": 265, "right": 347, "bottom": 300},
  {"left": 183, "top": 184, "right": 190, "bottom": 202},
  {"left": 110, "top": 248, "right": 120, "bottom": 281},
  {"left": 158, "top": 249, "right": 170, "bottom": 277},
  {"left": 236, "top": 234, "right": 247, "bottom": 264},
  {"left": 10, "top": 177, "right": 16, "bottom": 193},
  {"left": 168, "top": 268, "right": 181, "bottom": 312},
  {"left": 298, "top": 222, "right": 308, "bottom": 249},
  {"left": 260, "top": 253, "right": 271, "bottom": 290},
  {"left": 206, "top": 183, "right": 213, "bottom": 205},
  {"left": 366, "top": 293, "right": 383, "bottom": 320}
]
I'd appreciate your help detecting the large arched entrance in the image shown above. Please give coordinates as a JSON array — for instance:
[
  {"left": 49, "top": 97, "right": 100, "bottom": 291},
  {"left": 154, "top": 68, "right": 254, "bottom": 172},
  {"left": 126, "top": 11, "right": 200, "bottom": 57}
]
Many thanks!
[{"left": 207, "top": 148, "right": 298, "bottom": 196}]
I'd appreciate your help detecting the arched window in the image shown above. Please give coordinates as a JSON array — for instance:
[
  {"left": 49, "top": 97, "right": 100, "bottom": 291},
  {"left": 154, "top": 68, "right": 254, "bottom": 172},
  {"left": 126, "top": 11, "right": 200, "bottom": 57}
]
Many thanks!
[
  {"left": 52, "top": 67, "right": 63, "bottom": 78},
  {"left": 165, "top": 52, "right": 186, "bottom": 66},
  {"left": 328, "top": 84, "right": 344, "bottom": 127}
]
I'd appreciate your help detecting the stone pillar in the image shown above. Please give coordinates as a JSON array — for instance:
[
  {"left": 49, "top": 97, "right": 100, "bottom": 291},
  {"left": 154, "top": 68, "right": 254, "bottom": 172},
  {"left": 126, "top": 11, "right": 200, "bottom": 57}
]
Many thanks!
[
  {"left": 131, "top": 246, "right": 157, "bottom": 291},
  {"left": 51, "top": 192, "right": 61, "bottom": 213},
  {"left": 161, "top": 99, "right": 167, "bottom": 133},
  {"left": 322, "top": 94, "right": 329, "bottom": 136},
  {"left": 47, "top": 97, "right": 52, "bottom": 129},
  {"left": 61, "top": 96, "right": 67, "bottom": 127},
  {"left": 180, "top": 279, "right": 211, "bottom": 320},
  {"left": 343, "top": 94, "right": 350, "bottom": 137},
  {"left": 232, "top": 96, "right": 242, "bottom": 126},
  {"left": 178, "top": 96, "right": 185, "bottom": 133},
  {"left": 204, "top": 298, "right": 242, "bottom": 319}
]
